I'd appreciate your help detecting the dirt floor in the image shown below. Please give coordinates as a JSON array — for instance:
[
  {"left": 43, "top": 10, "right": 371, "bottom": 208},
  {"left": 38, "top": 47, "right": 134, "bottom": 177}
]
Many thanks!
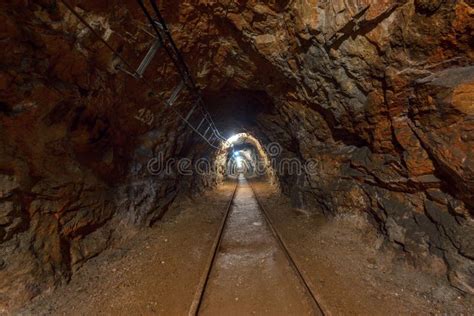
[
  {"left": 18, "top": 182, "right": 237, "bottom": 315},
  {"left": 199, "top": 176, "right": 320, "bottom": 315},
  {"left": 17, "top": 178, "right": 473, "bottom": 315},
  {"left": 249, "top": 180, "right": 474, "bottom": 315}
]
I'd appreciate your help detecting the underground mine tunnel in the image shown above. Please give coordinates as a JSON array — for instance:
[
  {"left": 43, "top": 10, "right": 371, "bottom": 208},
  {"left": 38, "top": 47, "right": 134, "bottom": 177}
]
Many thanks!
[{"left": 0, "top": 0, "right": 473, "bottom": 314}]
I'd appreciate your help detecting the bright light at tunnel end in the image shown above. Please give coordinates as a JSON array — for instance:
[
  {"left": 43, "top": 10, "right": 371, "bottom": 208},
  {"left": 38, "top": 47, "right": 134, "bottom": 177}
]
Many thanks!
[
  {"left": 235, "top": 155, "right": 243, "bottom": 168},
  {"left": 224, "top": 133, "right": 247, "bottom": 148},
  {"left": 146, "top": 132, "right": 320, "bottom": 177},
  {"left": 226, "top": 134, "right": 242, "bottom": 145}
]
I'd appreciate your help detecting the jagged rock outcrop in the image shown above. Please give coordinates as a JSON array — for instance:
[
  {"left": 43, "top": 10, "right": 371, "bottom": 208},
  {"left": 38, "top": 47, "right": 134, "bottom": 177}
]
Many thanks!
[
  {"left": 191, "top": 0, "right": 474, "bottom": 294},
  {"left": 0, "top": 1, "right": 198, "bottom": 309},
  {"left": 0, "top": 0, "right": 472, "bottom": 310}
]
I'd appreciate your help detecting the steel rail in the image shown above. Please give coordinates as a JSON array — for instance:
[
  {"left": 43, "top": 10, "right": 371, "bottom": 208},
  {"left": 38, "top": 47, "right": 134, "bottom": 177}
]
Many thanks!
[
  {"left": 187, "top": 181, "right": 239, "bottom": 316},
  {"left": 190, "top": 178, "right": 327, "bottom": 315},
  {"left": 247, "top": 180, "right": 329, "bottom": 316}
]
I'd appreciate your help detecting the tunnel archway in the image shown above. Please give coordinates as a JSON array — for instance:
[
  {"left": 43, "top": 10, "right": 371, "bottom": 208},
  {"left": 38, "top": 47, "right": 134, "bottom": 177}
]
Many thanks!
[
  {"left": 1, "top": 1, "right": 473, "bottom": 312},
  {"left": 219, "top": 132, "right": 276, "bottom": 183},
  {"left": 184, "top": 86, "right": 320, "bottom": 210},
  {"left": 181, "top": 89, "right": 282, "bottom": 191}
]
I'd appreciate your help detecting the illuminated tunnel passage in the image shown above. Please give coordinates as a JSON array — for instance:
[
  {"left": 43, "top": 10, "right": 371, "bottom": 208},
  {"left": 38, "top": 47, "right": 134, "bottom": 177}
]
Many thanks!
[
  {"left": 195, "top": 175, "right": 322, "bottom": 315},
  {"left": 1, "top": 1, "right": 473, "bottom": 315},
  {"left": 224, "top": 133, "right": 273, "bottom": 180}
]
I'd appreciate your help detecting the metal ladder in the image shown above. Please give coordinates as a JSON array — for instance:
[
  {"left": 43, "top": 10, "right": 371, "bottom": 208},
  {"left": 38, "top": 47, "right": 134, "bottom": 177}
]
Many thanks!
[{"left": 119, "top": 0, "right": 226, "bottom": 149}]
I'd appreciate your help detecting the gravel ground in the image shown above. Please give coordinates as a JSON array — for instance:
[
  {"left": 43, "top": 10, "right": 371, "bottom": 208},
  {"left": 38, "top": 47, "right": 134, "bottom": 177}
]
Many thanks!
[
  {"left": 250, "top": 179, "right": 473, "bottom": 315},
  {"left": 18, "top": 182, "right": 236, "bottom": 315},
  {"left": 15, "top": 179, "right": 473, "bottom": 315}
]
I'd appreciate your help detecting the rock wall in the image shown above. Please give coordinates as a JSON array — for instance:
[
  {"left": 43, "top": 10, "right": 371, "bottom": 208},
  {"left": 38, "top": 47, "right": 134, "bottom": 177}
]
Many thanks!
[
  {"left": 0, "top": 0, "right": 473, "bottom": 309},
  {"left": 0, "top": 0, "right": 211, "bottom": 309},
  {"left": 172, "top": 0, "right": 474, "bottom": 294}
]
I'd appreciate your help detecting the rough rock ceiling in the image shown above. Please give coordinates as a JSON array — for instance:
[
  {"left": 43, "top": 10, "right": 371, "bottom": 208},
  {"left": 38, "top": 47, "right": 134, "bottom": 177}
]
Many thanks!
[{"left": 0, "top": 0, "right": 473, "bottom": 309}]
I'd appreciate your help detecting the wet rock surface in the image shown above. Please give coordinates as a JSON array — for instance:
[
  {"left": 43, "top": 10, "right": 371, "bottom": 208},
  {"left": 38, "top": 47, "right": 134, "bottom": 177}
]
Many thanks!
[{"left": 0, "top": 0, "right": 473, "bottom": 309}]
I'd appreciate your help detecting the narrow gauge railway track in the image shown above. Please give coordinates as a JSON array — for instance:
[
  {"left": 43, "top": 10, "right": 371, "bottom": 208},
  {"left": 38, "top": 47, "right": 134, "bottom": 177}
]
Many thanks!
[
  {"left": 248, "top": 180, "right": 329, "bottom": 316},
  {"left": 188, "top": 177, "right": 327, "bottom": 316},
  {"left": 187, "top": 181, "right": 238, "bottom": 315}
]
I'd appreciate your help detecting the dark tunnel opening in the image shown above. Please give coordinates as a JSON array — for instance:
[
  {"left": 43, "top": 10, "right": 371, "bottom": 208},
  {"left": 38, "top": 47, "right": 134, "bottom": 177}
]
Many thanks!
[{"left": 203, "top": 89, "right": 274, "bottom": 139}]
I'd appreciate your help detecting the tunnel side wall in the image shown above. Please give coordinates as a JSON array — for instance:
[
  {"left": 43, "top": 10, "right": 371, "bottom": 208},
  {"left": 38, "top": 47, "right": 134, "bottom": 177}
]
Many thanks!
[
  {"left": 0, "top": 0, "right": 473, "bottom": 308},
  {"left": 195, "top": 0, "right": 474, "bottom": 294}
]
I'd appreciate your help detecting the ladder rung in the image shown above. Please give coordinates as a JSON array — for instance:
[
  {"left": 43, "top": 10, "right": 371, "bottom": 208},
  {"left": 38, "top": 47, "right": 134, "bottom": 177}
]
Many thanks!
[
  {"left": 208, "top": 132, "right": 216, "bottom": 144},
  {"left": 185, "top": 100, "right": 199, "bottom": 121},
  {"left": 212, "top": 135, "right": 222, "bottom": 146},
  {"left": 196, "top": 117, "right": 206, "bottom": 131},
  {"left": 154, "top": 20, "right": 164, "bottom": 30},
  {"left": 116, "top": 64, "right": 136, "bottom": 77},
  {"left": 166, "top": 80, "right": 185, "bottom": 107},
  {"left": 135, "top": 38, "right": 162, "bottom": 78},
  {"left": 136, "top": 2, "right": 225, "bottom": 151}
]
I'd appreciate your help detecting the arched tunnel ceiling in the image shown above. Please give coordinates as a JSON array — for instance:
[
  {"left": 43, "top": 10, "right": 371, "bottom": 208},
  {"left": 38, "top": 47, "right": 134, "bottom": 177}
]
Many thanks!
[
  {"left": 203, "top": 89, "right": 274, "bottom": 139},
  {"left": 0, "top": 0, "right": 473, "bottom": 309}
]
